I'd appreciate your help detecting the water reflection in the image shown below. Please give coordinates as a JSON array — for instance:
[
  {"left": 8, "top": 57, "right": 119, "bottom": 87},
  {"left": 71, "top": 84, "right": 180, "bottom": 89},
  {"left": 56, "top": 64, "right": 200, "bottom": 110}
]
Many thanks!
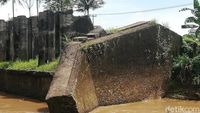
[
  {"left": 90, "top": 98, "right": 200, "bottom": 113},
  {"left": 0, "top": 92, "right": 49, "bottom": 113}
]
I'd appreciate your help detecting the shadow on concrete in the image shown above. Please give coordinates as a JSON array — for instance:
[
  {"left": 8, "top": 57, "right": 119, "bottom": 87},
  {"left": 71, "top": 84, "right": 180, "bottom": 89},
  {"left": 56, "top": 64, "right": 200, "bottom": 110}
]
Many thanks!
[{"left": 37, "top": 107, "right": 49, "bottom": 113}]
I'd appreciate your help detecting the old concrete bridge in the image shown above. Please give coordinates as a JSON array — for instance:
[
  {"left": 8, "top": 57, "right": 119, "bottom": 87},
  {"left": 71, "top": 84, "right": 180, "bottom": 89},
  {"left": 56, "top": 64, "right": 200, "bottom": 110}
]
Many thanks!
[{"left": 46, "top": 21, "right": 182, "bottom": 113}]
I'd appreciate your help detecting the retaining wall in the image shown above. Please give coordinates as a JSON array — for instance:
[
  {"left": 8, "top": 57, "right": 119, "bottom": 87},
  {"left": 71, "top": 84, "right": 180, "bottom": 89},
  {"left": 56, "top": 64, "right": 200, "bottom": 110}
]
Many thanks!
[{"left": 0, "top": 69, "right": 53, "bottom": 100}]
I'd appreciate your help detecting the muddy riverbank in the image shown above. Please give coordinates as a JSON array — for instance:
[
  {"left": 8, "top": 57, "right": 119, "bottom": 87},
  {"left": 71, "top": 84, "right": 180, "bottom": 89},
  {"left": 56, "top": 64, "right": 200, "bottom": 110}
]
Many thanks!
[
  {"left": 166, "top": 86, "right": 200, "bottom": 100},
  {"left": 165, "top": 80, "right": 200, "bottom": 100}
]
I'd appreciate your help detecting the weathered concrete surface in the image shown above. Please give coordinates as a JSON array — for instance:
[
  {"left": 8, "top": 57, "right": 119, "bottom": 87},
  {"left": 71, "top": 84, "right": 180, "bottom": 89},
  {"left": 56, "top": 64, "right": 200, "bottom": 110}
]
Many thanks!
[
  {"left": 72, "top": 16, "right": 94, "bottom": 34},
  {"left": 0, "top": 10, "right": 95, "bottom": 62},
  {"left": 83, "top": 22, "right": 182, "bottom": 105},
  {"left": 38, "top": 10, "right": 55, "bottom": 65},
  {"left": 0, "top": 69, "right": 53, "bottom": 100},
  {"left": 87, "top": 26, "right": 107, "bottom": 38},
  {"left": 0, "top": 20, "right": 8, "bottom": 61},
  {"left": 28, "top": 16, "right": 39, "bottom": 59},
  {"left": 46, "top": 22, "right": 182, "bottom": 113},
  {"left": 46, "top": 42, "right": 98, "bottom": 113},
  {"left": 13, "top": 16, "right": 29, "bottom": 60}
]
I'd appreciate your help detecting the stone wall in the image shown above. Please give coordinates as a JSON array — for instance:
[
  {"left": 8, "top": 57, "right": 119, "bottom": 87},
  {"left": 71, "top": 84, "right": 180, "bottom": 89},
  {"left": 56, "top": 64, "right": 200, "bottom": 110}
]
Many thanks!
[
  {"left": 46, "top": 22, "right": 182, "bottom": 113},
  {"left": 0, "top": 20, "right": 8, "bottom": 61},
  {"left": 0, "top": 10, "right": 93, "bottom": 64},
  {"left": 13, "top": 16, "right": 29, "bottom": 60},
  {"left": 71, "top": 16, "right": 94, "bottom": 34},
  {"left": 28, "top": 16, "right": 38, "bottom": 59},
  {"left": 0, "top": 69, "right": 53, "bottom": 100},
  {"left": 38, "top": 11, "right": 55, "bottom": 65}
]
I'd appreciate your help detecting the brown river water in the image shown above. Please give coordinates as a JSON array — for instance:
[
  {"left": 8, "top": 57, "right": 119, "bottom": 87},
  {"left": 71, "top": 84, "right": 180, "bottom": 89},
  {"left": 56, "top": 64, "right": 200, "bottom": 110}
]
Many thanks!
[
  {"left": 0, "top": 92, "right": 49, "bottom": 113},
  {"left": 90, "top": 99, "right": 200, "bottom": 113},
  {"left": 0, "top": 92, "right": 199, "bottom": 113}
]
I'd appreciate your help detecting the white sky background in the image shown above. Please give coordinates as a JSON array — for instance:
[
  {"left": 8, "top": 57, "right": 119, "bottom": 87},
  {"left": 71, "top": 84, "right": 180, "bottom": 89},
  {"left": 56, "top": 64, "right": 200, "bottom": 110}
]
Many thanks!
[
  {"left": 0, "top": 0, "right": 195, "bottom": 36},
  {"left": 0, "top": 0, "right": 44, "bottom": 19}
]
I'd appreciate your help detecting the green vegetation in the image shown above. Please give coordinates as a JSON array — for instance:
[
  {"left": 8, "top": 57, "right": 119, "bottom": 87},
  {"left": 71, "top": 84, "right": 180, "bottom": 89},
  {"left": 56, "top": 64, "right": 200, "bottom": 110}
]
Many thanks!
[
  {"left": 0, "top": 62, "right": 10, "bottom": 69},
  {"left": 76, "top": 0, "right": 105, "bottom": 15},
  {"left": 149, "top": 19, "right": 157, "bottom": 26},
  {"left": 180, "top": 0, "right": 200, "bottom": 39},
  {"left": 0, "top": 59, "right": 59, "bottom": 72},
  {"left": 172, "top": 0, "right": 200, "bottom": 87},
  {"left": 44, "top": 0, "right": 74, "bottom": 12},
  {"left": 63, "top": 35, "right": 72, "bottom": 46},
  {"left": 183, "top": 35, "right": 200, "bottom": 46},
  {"left": 106, "top": 28, "right": 119, "bottom": 34},
  {"left": 35, "top": 59, "right": 59, "bottom": 72},
  {"left": 168, "top": 35, "right": 200, "bottom": 99},
  {"left": 172, "top": 35, "right": 200, "bottom": 86},
  {"left": 7, "top": 59, "right": 38, "bottom": 71}
]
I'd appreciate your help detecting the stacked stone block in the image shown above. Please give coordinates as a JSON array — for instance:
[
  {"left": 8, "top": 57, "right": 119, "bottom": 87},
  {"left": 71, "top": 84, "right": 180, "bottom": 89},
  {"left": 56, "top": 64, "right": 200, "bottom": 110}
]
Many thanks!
[
  {"left": 38, "top": 10, "right": 55, "bottom": 65},
  {"left": 0, "top": 20, "right": 8, "bottom": 61},
  {"left": 28, "top": 16, "right": 39, "bottom": 59},
  {"left": 0, "top": 10, "right": 94, "bottom": 64},
  {"left": 13, "top": 16, "right": 29, "bottom": 60},
  {"left": 7, "top": 20, "right": 14, "bottom": 61},
  {"left": 54, "top": 12, "right": 61, "bottom": 58},
  {"left": 72, "top": 16, "right": 93, "bottom": 34},
  {"left": 54, "top": 10, "right": 74, "bottom": 58}
]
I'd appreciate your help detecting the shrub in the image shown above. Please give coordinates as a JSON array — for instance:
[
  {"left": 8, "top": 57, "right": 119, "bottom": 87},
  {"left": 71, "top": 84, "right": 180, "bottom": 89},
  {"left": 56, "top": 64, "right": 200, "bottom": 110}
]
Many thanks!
[
  {"left": 172, "top": 35, "right": 200, "bottom": 86},
  {"left": 192, "top": 55, "right": 200, "bottom": 85},
  {"left": 182, "top": 35, "right": 200, "bottom": 57},
  {"left": 172, "top": 55, "right": 193, "bottom": 85},
  {"left": 192, "top": 55, "right": 200, "bottom": 74}
]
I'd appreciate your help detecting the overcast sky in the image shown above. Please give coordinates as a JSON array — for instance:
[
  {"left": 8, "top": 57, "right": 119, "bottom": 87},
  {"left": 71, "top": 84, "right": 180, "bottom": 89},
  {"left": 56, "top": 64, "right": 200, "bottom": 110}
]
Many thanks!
[{"left": 0, "top": 0, "right": 194, "bottom": 35}]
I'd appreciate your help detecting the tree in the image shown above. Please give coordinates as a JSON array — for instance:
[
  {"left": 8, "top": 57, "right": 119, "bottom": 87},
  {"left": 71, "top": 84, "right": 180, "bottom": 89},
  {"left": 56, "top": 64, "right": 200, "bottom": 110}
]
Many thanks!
[
  {"left": 0, "top": 0, "right": 23, "bottom": 61},
  {"left": 64, "top": 0, "right": 76, "bottom": 9},
  {"left": 173, "top": 0, "right": 200, "bottom": 86},
  {"left": 172, "top": 35, "right": 200, "bottom": 86},
  {"left": 180, "top": 0, "right": 200, "bottom": 40},
  {"left": 36, "top": 0, "right": 42, "bottom": 16},
  {"left": 0, "top": 0, "right": 24, "bottom": 19},
  {"left": 75, "top": 0, "right": 104, "bottom": 15},
  {"left": 0, "top": 0, "right": 42, "bottom": 18},
  {"left": 44, "top": 0, "right": 74, "bottom": 12},
  {"left": 19, "top": 0, "right": 34, "bottom": 17}
]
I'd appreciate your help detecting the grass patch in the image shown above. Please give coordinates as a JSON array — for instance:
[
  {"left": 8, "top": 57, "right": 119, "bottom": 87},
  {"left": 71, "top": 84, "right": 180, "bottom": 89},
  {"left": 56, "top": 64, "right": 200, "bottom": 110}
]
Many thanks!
[
  {"left": 0, "top": 62, "right": 11, "bottom": 69},
  {"left": 106, "top": 28, "right": 119, "bottom": 34},
  {"left": 35, "top": 59, "right": 59, "bottom": 72},
  {"left": 0, "top": 59, "right": 59, "bottom": 72},
  {"left": 7, "top": 59, "right": 38, "bottom": 71}
]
